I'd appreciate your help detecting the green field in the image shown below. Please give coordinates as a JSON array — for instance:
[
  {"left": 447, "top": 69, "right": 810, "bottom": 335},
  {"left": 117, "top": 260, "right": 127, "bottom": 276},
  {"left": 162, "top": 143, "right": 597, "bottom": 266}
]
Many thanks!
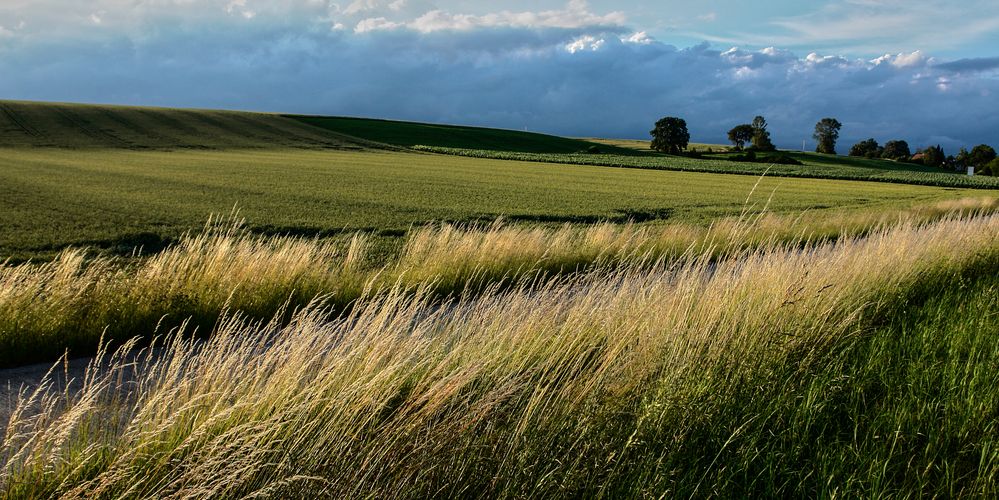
[
  {"left": 412, "top": 146, "right": 999, "bottom": 189},
  {"left": 0, "top": 100, "right": 376, "bottom": 150},
  {"left": 1, "top": 147, "right": 986, "bottom": 260},
  {"left": 288, "top": 115, "right": 635, "bottom": 154}
]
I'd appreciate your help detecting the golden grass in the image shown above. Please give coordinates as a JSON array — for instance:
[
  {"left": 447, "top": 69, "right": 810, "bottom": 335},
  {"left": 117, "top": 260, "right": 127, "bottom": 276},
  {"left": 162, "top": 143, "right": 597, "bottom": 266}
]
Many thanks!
[
  {"left": 2, "top": 213, "right": 996, "bottom": 497},
  {"left": 1, "top": 197, "right": 996, "bottom": 368}
]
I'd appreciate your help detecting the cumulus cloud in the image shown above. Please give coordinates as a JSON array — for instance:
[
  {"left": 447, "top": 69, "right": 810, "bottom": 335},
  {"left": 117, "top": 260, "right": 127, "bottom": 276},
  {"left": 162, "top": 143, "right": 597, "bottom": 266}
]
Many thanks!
[{"left": 0, "top": 1, "right": 996, "bottom": 151}]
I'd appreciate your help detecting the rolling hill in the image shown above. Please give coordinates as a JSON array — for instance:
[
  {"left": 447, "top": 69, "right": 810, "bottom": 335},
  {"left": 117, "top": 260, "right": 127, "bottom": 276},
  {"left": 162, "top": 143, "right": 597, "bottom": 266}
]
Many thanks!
[
  {"left": 0, "top": 100, "right": 621, "bottom": 154},
  {"left": 287, "top": 115, "right": 635, "bottom": 154},
  {"left": 0, "top": 100, "right": 377, "bottom": 150}
]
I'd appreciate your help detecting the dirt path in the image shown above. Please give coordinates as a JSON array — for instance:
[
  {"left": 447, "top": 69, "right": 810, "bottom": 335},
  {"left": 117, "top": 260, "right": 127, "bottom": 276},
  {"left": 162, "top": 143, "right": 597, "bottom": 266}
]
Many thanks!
[{"left": 1, "top": 357, "right": 92, "bottom": 427}]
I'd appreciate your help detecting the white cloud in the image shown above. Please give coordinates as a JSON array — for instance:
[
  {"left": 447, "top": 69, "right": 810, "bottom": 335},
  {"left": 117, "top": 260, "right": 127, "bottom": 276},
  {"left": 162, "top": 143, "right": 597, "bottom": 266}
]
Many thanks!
[
  {"left": 871, "top": 50, "right": 927, "bottom": 68},
  {"left": 356, "top": 1, "right": 626, "bottom": 33},
  {"left": 565, "top": 35, "right": 605, "bottom": 53},
  {"left": 622, "top": 31, "right": 652, "bottom": 45},
  {"left": 343, "top": 0, "right": 382, "bottom": 16},
  {"left": 354, "top": 17, "right": 401, "bottom": 33}
]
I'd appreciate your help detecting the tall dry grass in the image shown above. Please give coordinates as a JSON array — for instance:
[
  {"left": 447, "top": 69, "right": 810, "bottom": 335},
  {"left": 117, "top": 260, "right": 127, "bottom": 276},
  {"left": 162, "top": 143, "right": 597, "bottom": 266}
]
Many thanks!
[
  {"left": 2, "top": 214, "right": 996, "bottom": 497},
  {"left": 1, "top": 197, "right": 996, "bottom": 368},
  {"left": 0, "top": 216, "right": 371, "bottom": 367}
]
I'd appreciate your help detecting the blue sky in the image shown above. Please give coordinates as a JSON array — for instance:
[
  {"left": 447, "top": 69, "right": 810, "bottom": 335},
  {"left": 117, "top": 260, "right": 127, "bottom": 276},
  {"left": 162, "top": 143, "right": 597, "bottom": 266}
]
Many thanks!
[{"left": 1, "top": 0, "right": 997, "bottom": 150}]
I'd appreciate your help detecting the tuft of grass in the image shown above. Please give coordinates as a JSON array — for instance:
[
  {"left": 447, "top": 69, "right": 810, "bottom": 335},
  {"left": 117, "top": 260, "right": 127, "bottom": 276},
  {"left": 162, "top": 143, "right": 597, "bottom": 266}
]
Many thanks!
[
  {"left": 0, "top": 214, "right": 372, "bottom": 367},
  {"left": 0, "top": 214, "right": 996, "bottom": 497}
]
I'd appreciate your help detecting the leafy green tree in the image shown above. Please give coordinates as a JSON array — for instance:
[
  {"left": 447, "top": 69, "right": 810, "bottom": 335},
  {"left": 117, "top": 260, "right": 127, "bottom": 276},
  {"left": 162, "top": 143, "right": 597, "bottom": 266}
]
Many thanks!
[
  {"left": 750, "top": 115, "right": 776, "bottom": 151},
  {"left": 849, "top": 138, "right": 881, "bottom": 158},
  {"left": 982, "top": 158, "right": 999, "bottom": 176},
  {"left": 650, "top": 117, "right": 690, "bottom": 154},
  {"left": 921, "top": 145, "right": 945, "bottom": 168},
  {"left": 727, "top": 124, "right": 754, "bottom": 150},
  {"left": 969, "top": 144, "right": 997, "bottom": 168},
  {"left": 881, "top": 140, "right": 911, "bottom": 160},
  {"left": 954, "top": 147, "right": 971, "bottom": 170},
  {"left": 813, "top": 118, "right": 842, "bottom": 154}
]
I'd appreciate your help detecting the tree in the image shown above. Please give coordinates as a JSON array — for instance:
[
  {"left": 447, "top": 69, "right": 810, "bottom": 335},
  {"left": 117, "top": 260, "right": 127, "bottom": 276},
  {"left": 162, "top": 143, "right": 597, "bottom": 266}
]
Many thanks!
[
  {"left": 982, "top": 157, "right": 999, "bottom": 176},
  {"left": 727, "top": 124, "right": 754, "bottom": 150},
  {"left": 650, "top": 117, "right": 690, "bottom": 154},
  {"left": 813, "top": 118, "right": 842, "bottom": 154},
  {"left": 969, "top": 144, "right": 997, "bottom": 168},
  {"left": 881, "top": 140, "right": 911, "bottom": 160},
  {"left": 921, "top": 145, "right": 945, "bottom": 168},
  {"left": 954, "top": 147, "right": 971, "bottom": 171},
  {"left": 849, "top": 138, "right": 881, "bottom": 158},
  {"left": 750, "top": 115, "right": 776, "bottom": 151}
]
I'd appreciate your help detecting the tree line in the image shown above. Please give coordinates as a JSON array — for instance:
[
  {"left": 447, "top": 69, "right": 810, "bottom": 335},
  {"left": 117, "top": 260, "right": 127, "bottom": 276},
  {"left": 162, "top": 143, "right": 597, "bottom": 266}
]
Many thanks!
[{"left": 649, "top": 116, "right": 998, "bottom": 176}]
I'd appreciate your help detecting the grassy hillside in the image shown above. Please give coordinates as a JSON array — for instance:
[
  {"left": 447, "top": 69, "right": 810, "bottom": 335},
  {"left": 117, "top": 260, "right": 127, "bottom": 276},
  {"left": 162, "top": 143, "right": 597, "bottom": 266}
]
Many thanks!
[
  {"left": 289, "top": 115, "right": 636, "bottom": 154},
  {"left": 0, "top": 147, "right": 990, "bottom": 261},
  {"left": 586, "top": 138, "right": 732, "bottom": 152},
  {"left": 0, "top": 100, "right": 376, "bottom": 150}
]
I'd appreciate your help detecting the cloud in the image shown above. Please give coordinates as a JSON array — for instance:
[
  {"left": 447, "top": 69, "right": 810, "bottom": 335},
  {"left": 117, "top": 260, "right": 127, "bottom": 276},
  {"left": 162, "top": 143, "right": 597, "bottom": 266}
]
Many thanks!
[
  {"left": 697, "top": 12, "right": 717, "bottom": 23},
  {"left": 0, "top": 1, "right": 997, "bottom": 152},
  {"left": 765, "top": 0, "right": 999, "bottom": 53},
  {"left": 935, "top": 56, "right": 999, "bottom": 74},
  {"left": 356, "top": 1, "right": 626, "bottom": 33}
]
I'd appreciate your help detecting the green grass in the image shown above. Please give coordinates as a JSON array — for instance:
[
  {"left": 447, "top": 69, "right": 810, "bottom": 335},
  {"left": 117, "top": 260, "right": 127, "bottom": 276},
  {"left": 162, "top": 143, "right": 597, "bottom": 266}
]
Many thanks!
[
  {"left": 288, "top": 114, "right": 638, "bottom": 154},
  {"left": 672, "top": 270, "right": 999, "bottom": 496},
  {"left": 1, "top": 147, "right": 988, "bottom": 261},
  {"left": 413, "top": 146, "right": 999, "bottom": 189},
  {"left": 585, "top": 137, "right": 733, "bottom": 152}
]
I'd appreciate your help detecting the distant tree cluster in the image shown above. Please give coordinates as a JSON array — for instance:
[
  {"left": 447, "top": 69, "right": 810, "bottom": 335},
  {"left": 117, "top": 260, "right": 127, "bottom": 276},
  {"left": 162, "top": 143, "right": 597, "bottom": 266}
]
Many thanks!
[
  {"left": 846, "top": 137, "right": 997, "bottom": 175},
  {"left": 955, "top": 144, "right": 998, "bottom": 175},
  {"left": 727, "top": 116, "right": 776, "bottom": 152},
  {"left": 650, "top": 114, "right": 997, "bottom": 176}
]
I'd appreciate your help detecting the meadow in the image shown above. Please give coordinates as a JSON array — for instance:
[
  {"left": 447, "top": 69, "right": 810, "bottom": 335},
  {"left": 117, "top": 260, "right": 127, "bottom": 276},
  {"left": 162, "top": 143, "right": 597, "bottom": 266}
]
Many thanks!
[
  {"left": 2, "top": 147, "right": 985, "bottom": 261},
  {"left": 2, "top": 100, "right": 998, "bottom": 497},
  {"left": 411, "top": 146, "right": 999, "bottom": 189}
]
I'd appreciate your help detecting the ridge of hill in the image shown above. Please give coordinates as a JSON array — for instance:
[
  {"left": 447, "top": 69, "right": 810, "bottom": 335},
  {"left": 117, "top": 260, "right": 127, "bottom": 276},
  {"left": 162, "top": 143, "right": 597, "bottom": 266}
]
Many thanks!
[
  {"left": 0, "top": 100, "right": 630, "bottom": 154},
  {"left": 285, "top": 115, "right": 638, "bottom": 154},
  {"left": 0, "top": 100, "right": 379, "bottom": 150}
]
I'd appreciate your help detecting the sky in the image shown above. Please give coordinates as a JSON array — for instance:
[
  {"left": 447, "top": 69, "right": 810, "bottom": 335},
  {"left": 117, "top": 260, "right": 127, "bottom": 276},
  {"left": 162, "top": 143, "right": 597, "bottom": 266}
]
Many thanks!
[{"left": 1, "top": 0, "right": 998, "bottom": 151}]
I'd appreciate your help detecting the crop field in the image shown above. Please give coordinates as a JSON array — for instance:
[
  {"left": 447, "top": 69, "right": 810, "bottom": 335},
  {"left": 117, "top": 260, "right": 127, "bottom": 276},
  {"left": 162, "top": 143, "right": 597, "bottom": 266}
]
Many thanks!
[
  {"left": 288, "top": 114, "right": 635, "bottom": 154},
  {"left": 2, "top": 100, "right": 998, "bottom": 497},
  {"left": 3, "top": 147, "right": 987, "bottom": 261},
  {"left": 412, "top": 145, "right": 999, "bottom": 189}
]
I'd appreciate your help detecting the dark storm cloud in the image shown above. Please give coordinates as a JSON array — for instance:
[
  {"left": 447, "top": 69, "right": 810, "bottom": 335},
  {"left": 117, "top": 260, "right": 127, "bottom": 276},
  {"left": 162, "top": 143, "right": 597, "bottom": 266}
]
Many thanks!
[{"left": 935, "top": 56, "right": 999, "bottom": 74}]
